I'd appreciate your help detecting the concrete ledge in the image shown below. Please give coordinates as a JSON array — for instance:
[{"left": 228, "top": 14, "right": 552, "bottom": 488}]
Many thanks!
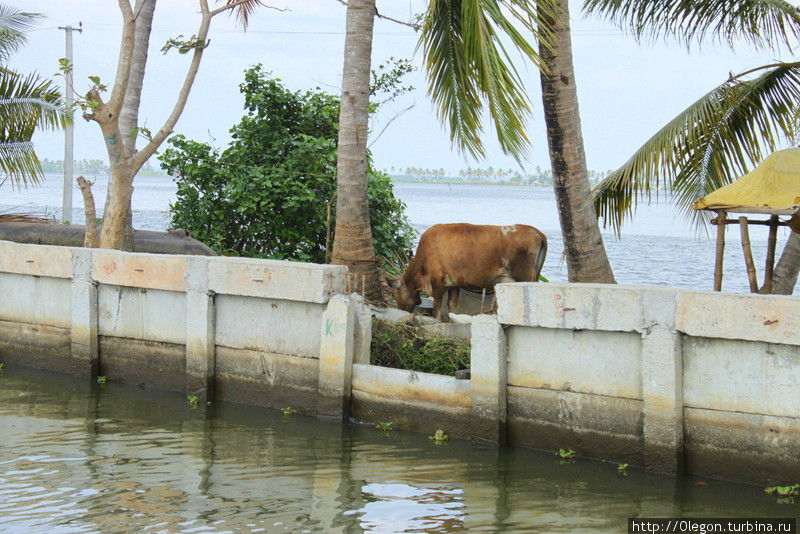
[
  {"left": 508, "top": 386, "right": 644, "bottom": 465},
  {"left": 685, "top": 407, "right": 800, "bottom": 484},
  {"left": 352, "top": 363, "right": 471, "bottom": 409},
  {"left": 0, "top": 240, "right": 72, "bottom": 278},
  {"left": 208, "top": 257, "right": 347, "bottom": 303},
  {"left": 496, "top": 283, "right": 644, "bottom": 332},
  {"left": 93, "top": 250, "right": 188, "bottom": 291},
  {"left": 677, "top": 291, "right": 800, "bottom": 346}
]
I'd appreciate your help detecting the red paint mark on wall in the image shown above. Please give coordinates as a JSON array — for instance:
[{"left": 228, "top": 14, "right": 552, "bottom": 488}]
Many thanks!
[{"left": 103, "top": 261, "right": 118, "bottom": 275}]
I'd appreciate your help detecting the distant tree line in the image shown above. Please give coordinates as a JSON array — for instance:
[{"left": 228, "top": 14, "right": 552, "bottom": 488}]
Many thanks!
[
  {"left": 39, "top": 158, "right": 166, "bottom": 176},
  {"left": 388, "top": 165, "right": 612, "bottom": 186}
]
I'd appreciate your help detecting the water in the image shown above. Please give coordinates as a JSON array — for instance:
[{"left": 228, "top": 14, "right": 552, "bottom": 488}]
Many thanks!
[
  {"left": 0, "top": 366, "right": 794, "bottom": 533},
  {"left": 2, "top": 175, "right": 794, "bottom": 294}
]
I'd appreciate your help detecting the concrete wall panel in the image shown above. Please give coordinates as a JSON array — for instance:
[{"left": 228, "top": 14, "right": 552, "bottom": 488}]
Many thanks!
[
  {"left": 508, "top": 386, "right": 644, "bottom": 465},
  {"left": 215, "top": 295, "right": 323, "bottom": 358},
  {"left": 685, "top": 407, "right": 800, "bottom": 484},
  {"left": 683, "top": 335, "right": 800, "bottom": 418},
  {"left": 0, "top": 273, "right": 71, "bottom": 328},
  {"left": 98, "top": 285, "right": 186, "bottom": 345},
  {"left": 215, "top": 346, "right": 320, "bottom": 412},
  {"left": 508, "top": 326, "right": 642, "bottom": 399}
]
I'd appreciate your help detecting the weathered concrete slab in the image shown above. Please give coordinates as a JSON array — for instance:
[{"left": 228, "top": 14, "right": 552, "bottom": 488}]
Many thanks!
[
  {"left": 215, "top": 346, "right": 320, "bottom": 413},
  {"left": 214, "top": 295, "right": 323, "bottom": 358},
  {"left": 677, "top": 291, "right": 800, "bottom": 346},
  {"left": 0, "top": 273, "right": 71, "bottom": 328},
  {"left": 99, "top": 336, "right": 186, "bottom": 392},
  {"left": 507, "top": 326, "right": 642, "bottom": 400},
  {"left": 93, "top": 250, "right": 187, "bottom": 291},
  {"left": 208, "top": 257, "right": 346, "bottom": 303},
  {"left": 351, "top": 362, "right": 473, "bottom": 440},
  {"left": 496, "top": 283, "right": 644, "bottom": 332},
  {"left": 0, "top": 240, "right": 72, "bottom": 278},
  {"left": 97, "top": 286, "right": 186, "bottom": 345},
  {"left": 508, "top": 386, "right": 644, "bottom": 466},
  {"left": 0, "top": 320, "right": 74, "bottom": 374},
  {"left": 352, "top": 363, "right": 471, "bottom": 409},
  {"left": 685, "top": 407, "right": 800, "bottom": 484},
  {"left": 683, "top": 335, "right": 800, "bottom": 418}
]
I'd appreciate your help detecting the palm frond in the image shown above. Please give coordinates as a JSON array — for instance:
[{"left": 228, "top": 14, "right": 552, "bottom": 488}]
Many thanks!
[
  {"left": 0, "top": 5, "right": 42, "bottom": 62},
  {"left": 222, "top": 0, "right": 266, "bottom": 29},
  {"left": 593, "top": 63, "right": 800, "bottom": 234},
  {"left": 0, "top": 70, "right": 69, "bottom": 186},
  {"left": 584, "top": 0, "right": 800, "bottom": 50},
  {"left": 419, "top": 0, "right": 557, "bottom": 160}
]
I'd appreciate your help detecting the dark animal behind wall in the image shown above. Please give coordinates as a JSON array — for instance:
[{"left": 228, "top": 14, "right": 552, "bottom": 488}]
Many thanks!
[{"left": 389, "top": 223, "right": 547, "bottom": 321}]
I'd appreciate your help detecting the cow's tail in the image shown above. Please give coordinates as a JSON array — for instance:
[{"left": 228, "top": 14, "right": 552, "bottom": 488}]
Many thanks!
[{"left": 532, "top": 238, "right": 547, "bottom": 282}]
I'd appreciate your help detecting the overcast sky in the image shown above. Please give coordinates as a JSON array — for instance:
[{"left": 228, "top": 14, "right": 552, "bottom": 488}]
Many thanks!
[{"left": 10, "top": 0, "right": 787, "bottom": 174}]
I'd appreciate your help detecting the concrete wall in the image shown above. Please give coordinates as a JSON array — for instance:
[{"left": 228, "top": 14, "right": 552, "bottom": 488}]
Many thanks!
[
  {"left": 2, "top": 239, "right": 798, "bottom": 485},
  {"left": 0, "top": 240, "right": 347, "bottom": 411},
  {"left": 495, "top": 282, "right": 800, "bottom": 484}
]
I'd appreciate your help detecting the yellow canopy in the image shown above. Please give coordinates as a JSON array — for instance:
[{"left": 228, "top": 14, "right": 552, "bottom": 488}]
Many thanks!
[{"left": 693, "top": 148, "right": 800, "bottom": 212}]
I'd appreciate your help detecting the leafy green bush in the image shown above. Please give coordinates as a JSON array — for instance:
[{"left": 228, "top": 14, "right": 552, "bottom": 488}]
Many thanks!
[
  {"left": 370, "top": 319, "right": 470, "bottom": 376},
  {"left": 159, "top": 65, "right": 414, "bottom": 262}
]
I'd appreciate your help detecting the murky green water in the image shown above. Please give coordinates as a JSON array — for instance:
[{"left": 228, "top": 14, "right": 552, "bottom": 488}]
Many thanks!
[{"left": 0, "top": 366, "right": 795, "bottom": 533}]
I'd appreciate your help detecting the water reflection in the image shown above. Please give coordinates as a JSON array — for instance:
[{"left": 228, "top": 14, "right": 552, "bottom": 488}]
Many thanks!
[{"left": 0, "top": 366, "right": 793, "bottom": 533}]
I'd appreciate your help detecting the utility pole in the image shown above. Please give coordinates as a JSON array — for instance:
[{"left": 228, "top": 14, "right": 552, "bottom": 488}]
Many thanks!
[{"left": 58, "top": 23, "right": 82, "bottom": 223}]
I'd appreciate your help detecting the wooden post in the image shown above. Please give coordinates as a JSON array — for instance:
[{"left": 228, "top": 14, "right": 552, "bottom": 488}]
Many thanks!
[
  {"left": 739, "top": 216, "right": 759, "bottom": 293},
  {"left": 763, "top": 215, "right": 779, "bottom": 294},
  {"left": 713, "top": 211, "right": 726, "bottom": 291}
]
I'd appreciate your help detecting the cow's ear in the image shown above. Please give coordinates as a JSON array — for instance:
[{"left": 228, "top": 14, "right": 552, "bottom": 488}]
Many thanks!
[{"left": 387, "top": 277, "right": 401, "bottom": 289}]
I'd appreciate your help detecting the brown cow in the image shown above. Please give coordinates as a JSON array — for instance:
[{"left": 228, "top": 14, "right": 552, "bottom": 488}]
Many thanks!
[{"left": 388, "top": 223, "right": 547, "bottom": 322}]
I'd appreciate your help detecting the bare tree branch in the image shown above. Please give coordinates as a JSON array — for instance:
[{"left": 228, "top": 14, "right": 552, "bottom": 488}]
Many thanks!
[
  {"left": 77, "top": 176, "right": 99, "bottom": 248},
  {"left": 368, "top": 103, "right": 414, "bottom": 147}
]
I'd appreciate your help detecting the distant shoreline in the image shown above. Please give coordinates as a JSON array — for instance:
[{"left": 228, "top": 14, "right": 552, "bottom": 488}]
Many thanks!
[{"left": 389, "top": 179, "right": 551, "bottom": 186}]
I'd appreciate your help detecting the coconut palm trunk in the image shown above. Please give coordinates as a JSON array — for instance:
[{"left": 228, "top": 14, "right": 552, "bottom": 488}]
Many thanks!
[
  {"left": 538, "top": 0, "right": 615, "bottom": 283},
  {"left": 331, "top": 0, "right": 383, "bottom": 302},
  {"left": 769, "top": 231, "right": 800, "bottom": 294}
]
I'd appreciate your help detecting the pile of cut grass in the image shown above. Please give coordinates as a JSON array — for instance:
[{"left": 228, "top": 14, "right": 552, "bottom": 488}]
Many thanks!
[{"left": 370, "top": 318, "right": 470, "bottom": 376}]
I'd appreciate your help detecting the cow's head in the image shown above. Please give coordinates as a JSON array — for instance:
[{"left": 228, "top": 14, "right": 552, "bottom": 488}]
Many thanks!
[{"left": 387, "top": 277, "right": 420, "bottom": 312}]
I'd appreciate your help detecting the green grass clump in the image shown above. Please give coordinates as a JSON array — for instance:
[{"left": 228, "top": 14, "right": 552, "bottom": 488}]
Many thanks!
[{"left": 370, "top": 318, "right": 470, "bottom": 376}]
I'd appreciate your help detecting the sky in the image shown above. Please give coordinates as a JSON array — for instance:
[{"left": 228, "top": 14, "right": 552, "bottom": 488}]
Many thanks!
[{"left": 9, "top": 0, "right": 790, "bottom": 174}]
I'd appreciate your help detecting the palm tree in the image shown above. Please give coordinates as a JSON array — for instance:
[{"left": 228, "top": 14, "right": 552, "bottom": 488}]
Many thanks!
[
  {"left": 588, "top": 0, "right": 800, "bottom": 293},
  {"left": 334, "top": 0, "right": 558, "bottom": 300},
  {"left": 537, "top": 0, "right": 615, "bottom": 282},
  {"left": 0, "top": 5, "right": 68, "bottom": 186},
  {"left": 419, "top": 0, "right": 615, "bottom": 283},
  {"left": 331, "top": 0, "right": 383, "bottom": 301}
]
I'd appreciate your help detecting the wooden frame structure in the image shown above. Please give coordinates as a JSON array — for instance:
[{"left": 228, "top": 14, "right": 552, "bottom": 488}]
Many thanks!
[{"left": 707, "top": 206, "right": 798, "bottom": 293}]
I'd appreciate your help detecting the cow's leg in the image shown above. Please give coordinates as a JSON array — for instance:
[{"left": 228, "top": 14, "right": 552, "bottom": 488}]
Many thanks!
[
  {"left": 431, "top": 284, "right": 447, "bottom": 322},
  {"left": 488, "top": 276, "right": 515, "bottom": 313},
  {"left": 447, "top": 288, "right": 460, "bottom": 317}
]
